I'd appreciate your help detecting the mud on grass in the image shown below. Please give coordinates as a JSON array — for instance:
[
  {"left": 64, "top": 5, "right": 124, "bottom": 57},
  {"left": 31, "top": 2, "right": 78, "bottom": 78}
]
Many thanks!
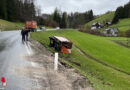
[{"left": 114, "top": 40, "right": 130, "bottom": 48}]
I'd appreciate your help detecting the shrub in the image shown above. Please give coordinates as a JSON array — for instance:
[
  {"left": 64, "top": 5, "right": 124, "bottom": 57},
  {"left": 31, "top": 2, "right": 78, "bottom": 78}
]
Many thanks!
[{"left": 79, "top": 26, "right": 101, "bottom": 36}]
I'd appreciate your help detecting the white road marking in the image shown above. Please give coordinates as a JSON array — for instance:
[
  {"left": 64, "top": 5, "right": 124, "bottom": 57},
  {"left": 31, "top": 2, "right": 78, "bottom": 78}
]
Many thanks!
[
  {"left": 24, "top": 42, "right": 33, "bottom": 56},
  {"left": 24, "top": 42, "right": 38, "bottom": 67},
  {"left": 28, "top": 42, "right": 33, "bottom": 53},
  {"left": 25, "top": 43, "right": 31, "bottom": 55}
]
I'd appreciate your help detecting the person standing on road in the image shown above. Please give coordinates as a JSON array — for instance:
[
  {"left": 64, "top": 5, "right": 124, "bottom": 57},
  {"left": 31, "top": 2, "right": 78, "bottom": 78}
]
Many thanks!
[
  {"left": 25, "top": 28, "right": 30, "bottom": 41},
  {"left": 21, "top": 28, "right": 30, "bottom": 42},
  {"left": 21, "top": 28, "right": 26, "bottom": 42}
]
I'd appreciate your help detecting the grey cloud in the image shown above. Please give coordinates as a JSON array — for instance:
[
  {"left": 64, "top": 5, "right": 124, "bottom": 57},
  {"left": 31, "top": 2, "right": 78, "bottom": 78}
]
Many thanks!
[{"left": 35, "top": 0, "right": 130, "bottom": 15}]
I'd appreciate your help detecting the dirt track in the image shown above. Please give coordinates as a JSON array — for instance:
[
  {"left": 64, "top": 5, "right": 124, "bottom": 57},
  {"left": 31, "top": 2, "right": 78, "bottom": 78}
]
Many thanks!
[{"left": 25, "top": 40, "right": 93, "bottom": 90}]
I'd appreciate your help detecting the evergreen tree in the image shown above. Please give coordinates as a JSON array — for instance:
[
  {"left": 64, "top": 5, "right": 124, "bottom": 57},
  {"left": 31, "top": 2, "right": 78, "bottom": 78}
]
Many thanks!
[
  {"left": 112, "top": 14, "right": 119, "bottom": 24},
  {"left": 117, "top": 6, "right": 124, "bottom": 18},
  {"left": 30, "top": 1, "right": 36, "bottom": 20},
  {"left": 112, "top": 2, "right": 130, "bottom": 24},
  {"left": 88, "top": 10, "right": 94, "bottom": 21},
  {"left": 123, "top": 2, "right": 130, "bottom": 18},
  {"left": 53, "top": 8, "right": 61, "bottom": 26},
  {"left": 0, "top": 0, "right": 7, "bottom": 19},
  {"left": 6, "top": 0, "right": 17, "bottom": 21},
  {"left": 61, "top": 12, "right": 67, "bottom": 28},
  {"left": 112, "top": 7, "right": 121, "bottom": 24},
  {"left": 0, "top": 0, "right": 37, "bottom": 22}
]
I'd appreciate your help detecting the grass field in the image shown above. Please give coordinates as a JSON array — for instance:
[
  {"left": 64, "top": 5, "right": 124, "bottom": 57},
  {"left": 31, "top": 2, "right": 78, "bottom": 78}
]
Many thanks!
[
  {"left": 31, "top": 30, "right": 130, "bottom": 90},
  {"left": 0, "top": 19, "right": 24, "bottom": 31},
  {"left": 38, "top": 25, "right": 53, "bottom": 29},
  {"left": 109, "top": 18, "right": 130, "bottom": 32}
]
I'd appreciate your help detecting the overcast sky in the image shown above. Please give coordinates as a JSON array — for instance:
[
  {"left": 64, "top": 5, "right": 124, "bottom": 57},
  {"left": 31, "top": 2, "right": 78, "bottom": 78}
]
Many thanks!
[{"left": 35, "top": 0, "right": 130, "bottom": 15}]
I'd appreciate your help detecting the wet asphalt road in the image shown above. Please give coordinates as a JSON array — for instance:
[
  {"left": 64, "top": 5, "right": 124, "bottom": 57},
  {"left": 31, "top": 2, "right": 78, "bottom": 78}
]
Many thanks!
[{"left": 0, "top": 31, "right": 33, "bottom": 90}]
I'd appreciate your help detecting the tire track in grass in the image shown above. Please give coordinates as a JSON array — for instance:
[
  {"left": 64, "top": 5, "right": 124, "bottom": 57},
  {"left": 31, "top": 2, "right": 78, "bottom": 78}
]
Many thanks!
[{"left": 74, "top": 45, "right": 130, "bottom": 75}]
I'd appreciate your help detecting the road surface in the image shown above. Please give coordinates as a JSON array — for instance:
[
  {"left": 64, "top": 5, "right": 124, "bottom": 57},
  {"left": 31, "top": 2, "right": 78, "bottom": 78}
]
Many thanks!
[
  {"left": 0, "top": 31, "right": 35, "bottom": 89},
  {"left": 0, "top": 31, "right": 93, "bottom": 90}
]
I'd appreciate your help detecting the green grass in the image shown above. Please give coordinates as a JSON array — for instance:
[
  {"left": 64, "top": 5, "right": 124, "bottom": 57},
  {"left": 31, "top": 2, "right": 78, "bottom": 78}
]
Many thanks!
[
  {"left": 38, "top": 25, "right": 53, "bottom": 29},
  {"left": 46, "top": 26, "right": 53, "bottom": 29},
  {"left": 109, "top": 18, "right": 130, "bottom": 31},
  {"left": 84, "top": 12, "right": 115, "bottom": 27},
  {"left": 0, "top": 19, "right": 24, "bottom": 31},
  {"left": 31, "top": 30, "right": 130, "bottom": 90}
]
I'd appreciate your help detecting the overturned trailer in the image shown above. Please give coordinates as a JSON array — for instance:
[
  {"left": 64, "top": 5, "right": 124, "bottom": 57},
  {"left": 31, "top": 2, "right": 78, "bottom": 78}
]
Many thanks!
[{"left": 49, "top": 36, "right": 73, "bottom": 53}]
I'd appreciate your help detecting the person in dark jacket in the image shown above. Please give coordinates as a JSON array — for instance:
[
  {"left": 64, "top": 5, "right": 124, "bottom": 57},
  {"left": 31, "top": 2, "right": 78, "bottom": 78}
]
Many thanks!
[
  {"left": 25, "top": 29, "right": 30, "bottom": 41},
  {"left": 21, "top": 28, "right": 30, "bottom": 42},
  {"left": 21, "top": 29, "right": 26, "bottom": 42}
]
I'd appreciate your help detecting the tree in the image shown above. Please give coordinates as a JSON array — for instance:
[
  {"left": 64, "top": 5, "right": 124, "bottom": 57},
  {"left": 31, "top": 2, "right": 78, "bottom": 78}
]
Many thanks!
[
  {"left": 124, "top": 2, "right": 130, "bottom": 18},
  {"left": 30, "top": 1, "right": 36, "bottom": 20},
  {"left": 0, "top": 0, "right": 37, "bottom": 22},
  {"left": 117, "top": 6, "right": 124, "bottom": 18},
  {"left": 67, "top": 10, "right": 94, "bottom": 28},
  {"left": 6, "top": 0, "right": 17, "bottom": 21},
  {"left": 53, "top": 8, "right": 61, "bottom": 27},
  {"left": 112, "top": 14, "right": 119, "bottom": 24},
  {"left": 38, "top": 17, "right": 45, "bottom": 25},
  {"left": 88, "top": 10, "right": 94, "bottom": 21},
  {"left": 112, "top": 7, "right": 121, "bottom": 24},
  {"left": 0, "top": 0, "right": 7, "bottom": 19},
  {"left": 61, "top": 12, "right": 67, "bottom": 28},
  {"left": 112, "top": 2, "right": 130, "bottom": 24},
  {"left": 36, "top": 6, "right": 41, "bottom": 17}
]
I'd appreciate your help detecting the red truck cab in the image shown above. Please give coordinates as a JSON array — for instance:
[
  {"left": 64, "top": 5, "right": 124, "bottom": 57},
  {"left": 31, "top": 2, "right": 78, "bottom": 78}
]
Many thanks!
[{"left": 25, "top": 21, "right": 37, "bottom": 32}]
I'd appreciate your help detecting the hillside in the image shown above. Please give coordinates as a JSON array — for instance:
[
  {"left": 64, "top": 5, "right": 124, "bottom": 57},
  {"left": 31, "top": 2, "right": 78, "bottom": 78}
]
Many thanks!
[
  {"left": 84, "top": 12, "right": 115, "bottom": 27},
  {"left": 109, "top": 18, "right": 130, "bottom": 32},
  {"left": 84, "top": 12, "right": 130, "bottom": 32},
  {"left": 0, "top": 19, "right": 24, "bottom": 31},
  {"left": 31, "top": 30, "right": 130, "bottom": 90}
]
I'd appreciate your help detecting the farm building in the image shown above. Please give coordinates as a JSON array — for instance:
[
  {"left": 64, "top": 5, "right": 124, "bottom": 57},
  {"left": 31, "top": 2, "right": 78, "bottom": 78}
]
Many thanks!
[
  {"left": 103, "top": 28, "right": 118, "bottom": 37},
  {"left": 91, "top": 22, "right": 103, "bottom": 30},
  {"left": 106, "top": 22, "right": 112, "bottom": 27}
]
